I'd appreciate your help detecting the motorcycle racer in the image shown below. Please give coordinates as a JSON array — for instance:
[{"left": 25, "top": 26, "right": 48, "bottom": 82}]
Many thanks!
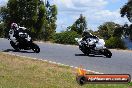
[{"left": 82, "top": 31, "right": 99, "bottom": 49}]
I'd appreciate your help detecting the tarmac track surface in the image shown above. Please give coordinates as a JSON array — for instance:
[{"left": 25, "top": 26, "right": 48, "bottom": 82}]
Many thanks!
[{"left": 0, "top": 38, "right": 132, "bottom": 76}]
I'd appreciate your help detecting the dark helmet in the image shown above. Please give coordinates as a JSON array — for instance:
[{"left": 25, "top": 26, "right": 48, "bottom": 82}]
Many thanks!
[
  {"left": 82, "top": 31, "right": 92, "bottom": 37},
  {"left": 11, "top": 23, "right": 18, "bottom": 30}
]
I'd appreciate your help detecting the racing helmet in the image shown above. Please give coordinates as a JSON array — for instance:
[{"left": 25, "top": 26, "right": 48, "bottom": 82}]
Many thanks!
[
  {"left": 82, "top": 31, "right": 92, "bottom": 37},
  {"left": 11, "top": 23, "right": 18, "bottom": 30}
]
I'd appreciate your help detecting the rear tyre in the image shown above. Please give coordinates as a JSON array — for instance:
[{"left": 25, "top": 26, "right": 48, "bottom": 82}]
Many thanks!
[
  {"left": 10, "top": 41, "right": 20, "bottom": 51},
  {"left": 31, "top": 43, "right": 40, "bottom": 53}
]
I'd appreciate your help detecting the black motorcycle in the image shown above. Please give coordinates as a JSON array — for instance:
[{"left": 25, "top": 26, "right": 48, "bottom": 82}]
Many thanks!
[{"left": 9, "top": 31, "right": 40, "bottom": 53}]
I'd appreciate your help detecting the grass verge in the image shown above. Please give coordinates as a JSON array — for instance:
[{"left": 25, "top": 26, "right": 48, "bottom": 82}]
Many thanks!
[{"left": 0, "top": 52, "right": 131, "bottom": 88}]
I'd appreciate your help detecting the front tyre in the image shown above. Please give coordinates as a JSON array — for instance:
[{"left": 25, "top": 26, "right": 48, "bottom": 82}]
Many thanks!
[
  {"left": 10, "top": 41, "right": 20, "bottom": 51},
  {"left": 31, "top": 43, "right": 40, "bottom": 53},
  {"left": 103, "top": 49, "right": 112, "bottom": 58},
  {"left": 79, "top": 45, "right": 90, "bottom": 56}
]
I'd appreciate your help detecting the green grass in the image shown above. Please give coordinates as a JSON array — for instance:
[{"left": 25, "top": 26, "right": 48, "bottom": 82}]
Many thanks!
[{"left": 0, "top": 53, "right": 131, "bottom": 88}]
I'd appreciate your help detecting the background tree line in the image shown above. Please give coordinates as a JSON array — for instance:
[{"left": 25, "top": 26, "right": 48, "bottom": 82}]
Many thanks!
[
  {"left": 0, "top": 0, "right": 132, "bottom": 49},
  {"left": 0, "top": 0, "right": 57, "bottom": 41},
  {"left": 53, "top": 14, "right": 126, "bottom": 49},
  {"left": 53, "top": 14, "right": 86, "bottom": 44},
  {"left": 120, "top": 0, "right": 132, "bottom": 40},
  {"left": 54, "top": 0, "right": 132, "bottom": 49}
]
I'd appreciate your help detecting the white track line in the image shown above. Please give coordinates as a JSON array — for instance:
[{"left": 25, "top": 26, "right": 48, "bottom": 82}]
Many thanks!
[{"left": 2, "top": 52, "right": 104, "bottom": 74}]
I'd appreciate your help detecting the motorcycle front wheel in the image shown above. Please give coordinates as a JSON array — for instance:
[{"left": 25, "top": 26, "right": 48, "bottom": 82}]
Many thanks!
[
  {"left": 10, "top": 41, "right": 20, "bottom": 51},
  {"left": 102, "top": 49, "right": 112, "bottom": 58},
  {"left": 31, "top": 43, "right": 40, "bottom": 53},
  {"left": 79, "top": 45, "right": 90, "bottom": 56}
]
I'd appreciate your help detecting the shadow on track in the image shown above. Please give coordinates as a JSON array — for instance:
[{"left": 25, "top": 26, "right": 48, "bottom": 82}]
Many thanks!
[
  {"left": 75, "top": 54, "right": 87, "bottom": 56},
  {"left": 75, "top": 53, "right": 103, "bottom": 57},
  {"left": 2, "top": 49, "right": 34, "bottom": 53}
]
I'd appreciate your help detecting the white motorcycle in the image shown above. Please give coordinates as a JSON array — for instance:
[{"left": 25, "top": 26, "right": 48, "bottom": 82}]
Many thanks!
[{"left": 75, "top": 36, "right": 112, "bottom": 58}]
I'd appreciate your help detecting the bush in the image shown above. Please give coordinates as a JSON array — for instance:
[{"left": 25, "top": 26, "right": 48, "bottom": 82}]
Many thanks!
[
  {"left": 53, "top": 31, "right": 80, "bottom": 45},
  {"left": 105, "top": 37, "right": 126, "bottom": 49}
]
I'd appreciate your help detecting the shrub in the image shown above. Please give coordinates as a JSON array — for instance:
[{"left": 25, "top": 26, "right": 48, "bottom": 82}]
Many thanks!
[
  {"left": 105, "top": 37, "right": 126, "bottom": 49},
  {"left": 53, "top": 31, "right": 80, "bottom": 45}
]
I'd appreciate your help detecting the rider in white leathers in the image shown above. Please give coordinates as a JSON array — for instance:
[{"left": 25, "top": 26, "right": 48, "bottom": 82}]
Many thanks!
[
  {"left": 9, "top": 23, "right": 27, "bottom": 44},
  {"left": 9, "top": 23, "right": 19, "bottom": 43}
]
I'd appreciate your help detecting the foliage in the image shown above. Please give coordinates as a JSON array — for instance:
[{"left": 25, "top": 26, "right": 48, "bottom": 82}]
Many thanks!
[
  {"left": 0, "top": 22, "right": 5, "bottom": 37},
  {"left": 0, "top": 0, "right": 57, "bottom": 40},
  {"left": 53, "top": 31, "right": 80, "bottom": 45},
  {"left": 69, "top": 14, "right": 87, "bottom": 35},
  {"left": 105, "top": 37, "right": 126, "bottom": 49},
  {"left": 118, "top": 23, "right": 132, "bottom": 41},
  {"left": 120, "top": 0, "right": 132, "bottom": 22},
  {"left": 125, "top": 24, "right": 132, "bottom": 40},
  {"left": 120, "top": 1, "right": 132, "bottom": 41},
  {"left": 53, "top": 14, "right": 87, "bottom": 45},
  {"left": 42, "top": 4, "right": 57, "bottom": 41},
  {"left": 95, "top": 21, "right": 127, "bottom": 49},
  {"left": 92, "top": 31, "right": 103, "bottom": 39},
  {"left": 113, "top": 26, "right": 124, "bottom": 38},
  {"left": 128, "top": 24, "right": 132, "bottom": 40},
  {"left": 97, "top": 22, "right": 121, "bottom": 40}
]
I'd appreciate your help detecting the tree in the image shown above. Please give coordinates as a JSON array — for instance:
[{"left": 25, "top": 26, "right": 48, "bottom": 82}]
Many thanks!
[
  {"left": 97, "top": 22, "right": 121, "bottom": 40},
  {"left": 70, "top": 14, "right": 87, "bottom": 35},
  {"left": 34, "top": 1, "right": 46, "bottom": 39},
  {"left": 126, "top": 24, "right": 132, "bottom": 40},
  {"left": 0, "top": 22, "right": 5, "bottom": 37},
  {"left": 33, "top": 1, "right": 57, "bottom": 41},
  {"left": 96, "top": 22, "right": 126, "bottom": 49},
  {"left": 0, "top": 0, "right": 41, "bottom": 37},
  {"left": 0, "top": 0, "right": 57, "bottom": 40},
  {"left": 105, "top": 37, "right": 126, "bottom": 49},
  {"left": 120, "top": 0, "right": 132, "bottom": 22},
  {"left": 120, "top": 0, "right": 132, "bottom": 40},
  {"left": 42, "top": 4, "right": 57, "bottom": 41}
]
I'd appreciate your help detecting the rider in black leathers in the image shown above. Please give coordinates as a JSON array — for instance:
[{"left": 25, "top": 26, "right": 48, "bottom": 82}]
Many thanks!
[{"left": 82, "top": 31, "right": 99, "bottom": 49}]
